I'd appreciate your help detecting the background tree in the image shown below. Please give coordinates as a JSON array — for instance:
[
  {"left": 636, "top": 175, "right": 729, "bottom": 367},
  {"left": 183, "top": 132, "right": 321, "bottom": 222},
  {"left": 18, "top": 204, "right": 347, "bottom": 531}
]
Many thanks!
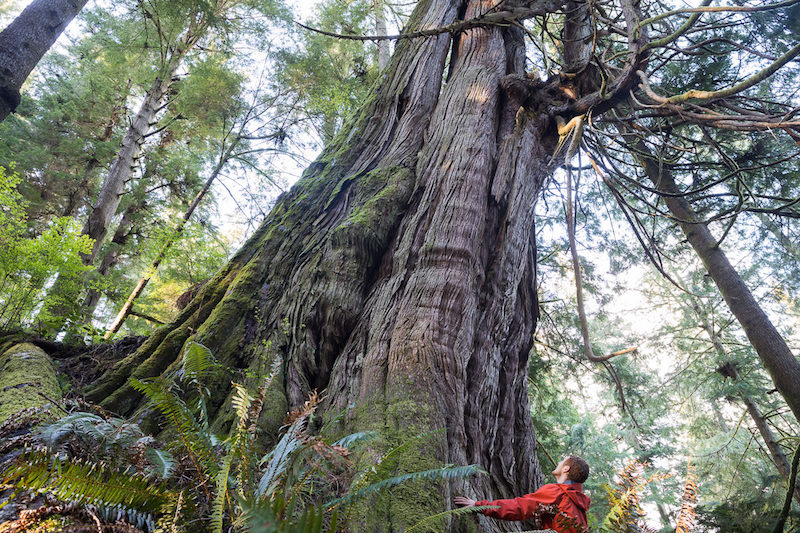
[{"left": 0, "top": 0, "right": 90, "bottom": 122}]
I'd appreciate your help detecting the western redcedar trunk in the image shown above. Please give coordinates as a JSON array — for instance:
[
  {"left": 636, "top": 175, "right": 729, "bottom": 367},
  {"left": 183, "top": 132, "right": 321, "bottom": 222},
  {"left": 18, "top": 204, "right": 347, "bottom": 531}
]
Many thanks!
[{"left": 87, "top": 0, "right": 630, "bottom": 529}]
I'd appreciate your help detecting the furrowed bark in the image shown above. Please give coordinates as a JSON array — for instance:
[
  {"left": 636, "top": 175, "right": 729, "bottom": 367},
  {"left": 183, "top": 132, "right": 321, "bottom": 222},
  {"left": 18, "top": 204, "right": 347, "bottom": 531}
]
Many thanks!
[
  {"left": 624, "top": 132, "right": 800, "bottom": 422},
  {"left": 0, "top": 0, "right": 89, "bottom": 123},
  {"left": 88, "top": 0, "right": 460, "bottom": 414}
]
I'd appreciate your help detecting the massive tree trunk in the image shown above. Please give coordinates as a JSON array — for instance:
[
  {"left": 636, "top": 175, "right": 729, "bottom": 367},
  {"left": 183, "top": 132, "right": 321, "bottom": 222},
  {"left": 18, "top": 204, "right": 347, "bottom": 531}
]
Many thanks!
[
  {"left": 85, "top": 0, "right": 579, "bottom": 529},
  {"left": 0, "top": 0, "right": 89, "bottom": 123},
  {"left": 624, "top": 133, "right": 800, "bottom": 422}
]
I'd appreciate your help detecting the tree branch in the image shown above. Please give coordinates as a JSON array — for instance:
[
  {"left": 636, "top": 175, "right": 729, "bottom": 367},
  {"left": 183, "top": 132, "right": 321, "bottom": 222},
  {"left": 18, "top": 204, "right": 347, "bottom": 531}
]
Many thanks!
[{"left": 295, "top": 3, "right": 561, "bottom": 42}]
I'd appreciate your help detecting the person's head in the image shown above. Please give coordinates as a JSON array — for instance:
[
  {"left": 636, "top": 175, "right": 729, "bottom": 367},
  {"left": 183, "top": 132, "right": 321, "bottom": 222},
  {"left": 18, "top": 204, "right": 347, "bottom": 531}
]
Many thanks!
[{"left": 552, "top": 455, "right": 590, "bottom": 483}]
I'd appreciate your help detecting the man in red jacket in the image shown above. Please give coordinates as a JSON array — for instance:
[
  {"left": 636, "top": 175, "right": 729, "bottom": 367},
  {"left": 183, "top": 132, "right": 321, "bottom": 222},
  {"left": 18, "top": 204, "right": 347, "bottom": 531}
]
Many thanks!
[{"left": 454, "top": 455, "right": 591, "bottom": 533}]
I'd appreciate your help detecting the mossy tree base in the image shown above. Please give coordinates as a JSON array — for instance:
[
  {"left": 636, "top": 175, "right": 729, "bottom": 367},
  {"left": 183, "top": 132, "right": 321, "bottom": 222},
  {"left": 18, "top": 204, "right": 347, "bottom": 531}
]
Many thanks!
[{"left": 0, "top": 343, "right": 62, "bottom": 424}]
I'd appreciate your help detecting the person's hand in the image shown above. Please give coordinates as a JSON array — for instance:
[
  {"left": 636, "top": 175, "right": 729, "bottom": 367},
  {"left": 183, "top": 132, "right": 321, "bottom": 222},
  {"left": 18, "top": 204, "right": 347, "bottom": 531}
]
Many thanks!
[{"left": 453, "top": 496, "right": 476, "bottom": 507}]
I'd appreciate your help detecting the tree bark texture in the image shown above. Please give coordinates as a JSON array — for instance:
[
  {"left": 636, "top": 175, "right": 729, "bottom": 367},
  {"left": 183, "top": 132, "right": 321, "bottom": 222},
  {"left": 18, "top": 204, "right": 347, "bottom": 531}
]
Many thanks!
[
  {"left": 0, "top": 0, "right": 89, "bottom": 122},
  {"left": 626, "top": 134, "right": 800, "bottom": 422},
  {"left": 87, "top": 1, "right": 574, "bottom": 529}
]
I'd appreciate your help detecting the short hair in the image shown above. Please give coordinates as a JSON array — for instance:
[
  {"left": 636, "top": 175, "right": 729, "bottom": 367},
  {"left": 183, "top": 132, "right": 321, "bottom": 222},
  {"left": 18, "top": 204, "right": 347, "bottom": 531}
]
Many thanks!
[{"left": 565, "top": 455, "right": 589, "bottom": 483}]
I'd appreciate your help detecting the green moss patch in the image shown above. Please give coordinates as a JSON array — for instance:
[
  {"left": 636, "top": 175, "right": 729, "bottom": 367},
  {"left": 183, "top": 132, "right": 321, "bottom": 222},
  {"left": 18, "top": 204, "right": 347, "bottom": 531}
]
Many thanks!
[{"left": 0, "top": 343, "right": 62, "bottom": 424}]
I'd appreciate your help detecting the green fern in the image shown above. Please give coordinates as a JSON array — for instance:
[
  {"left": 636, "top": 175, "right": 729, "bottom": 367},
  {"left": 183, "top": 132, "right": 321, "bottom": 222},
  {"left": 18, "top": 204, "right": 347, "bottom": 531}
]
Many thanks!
[
  {"left": 178, "top": 341, "right": 220, "bottom": 386},
  {"left": 40, "top": 411, "right": 141, "bottom": 449},
  {"left": 256, "top": 410, "right": 311, "bottom": 499},
  {"left": 332, "top": 431, "right": 378, "bottom": 449},
  {"left": 325, "top": 464, "right": 487, "bottom": 509},
  {"left": 211, "top": 452, "right": 235, "bottom": 533},
  {"left": 2, "top": 447, "right": 172, "bottom": 530},
  {"left": 405, "top": 504, "right": 498, "bottom": 532},
  {"left": 130, "top": 376, "right": 218, "bottom": 480}
]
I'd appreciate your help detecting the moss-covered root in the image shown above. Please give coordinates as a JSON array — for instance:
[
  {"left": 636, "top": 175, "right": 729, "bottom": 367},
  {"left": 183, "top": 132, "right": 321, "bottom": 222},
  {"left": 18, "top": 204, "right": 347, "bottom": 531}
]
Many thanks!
[{"left": 0, "top": 343, "right": 63, "bottom": 423}]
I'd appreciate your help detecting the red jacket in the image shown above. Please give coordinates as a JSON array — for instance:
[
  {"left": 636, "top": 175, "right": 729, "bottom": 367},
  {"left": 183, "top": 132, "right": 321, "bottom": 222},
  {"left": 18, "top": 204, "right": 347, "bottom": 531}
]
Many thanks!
[{"left": 476, "top": 483, "right": 590, "bottom": 533}]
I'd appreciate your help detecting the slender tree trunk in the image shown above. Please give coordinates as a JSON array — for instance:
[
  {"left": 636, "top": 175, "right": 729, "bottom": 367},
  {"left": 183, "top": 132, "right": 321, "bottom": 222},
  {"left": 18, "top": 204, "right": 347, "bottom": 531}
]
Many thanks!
[
  {"left": 87, "top": 1, "right": 574, "bottom": 529},
  {"left": 0, "top": 0, "right": 89, "bottom": 122},
  {"left": 103, "top": 140, "right": 238, "bottom": 337},
  {"left": 80, "top": 59, "right": 180, "bottom": 265},
  {"left": 703, "top": 318, "right": 800, "bottom": 505},
  {"left": 63, "top": 81, "right": 131, "bottom": 218},
  {"left": 81, "top": 206, "right": 138, "bottom": 318},
  {"left": 374, "top": 0, "right": 390, "bottom": 70},
  {"left": 624, "top": 133, "right": 800, "bottom": 422}
]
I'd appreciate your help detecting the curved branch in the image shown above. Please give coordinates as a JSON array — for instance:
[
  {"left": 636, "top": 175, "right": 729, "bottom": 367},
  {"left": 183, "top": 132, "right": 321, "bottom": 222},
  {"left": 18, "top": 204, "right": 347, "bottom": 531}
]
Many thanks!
[
  {"left": 642, "top": 0, "right": 713, "bottom": 53},
  {"left": 639, "top": 0, "right": 800, "bottom": 31},
  {"left": 637, "top": 40, "right": 800, "bottom": 104},
  {"left": 565, "top": 164, "right": 638, "bottom": 363},
  {"left": 294, "top": 2, "right": 562, "bottom": 42}
]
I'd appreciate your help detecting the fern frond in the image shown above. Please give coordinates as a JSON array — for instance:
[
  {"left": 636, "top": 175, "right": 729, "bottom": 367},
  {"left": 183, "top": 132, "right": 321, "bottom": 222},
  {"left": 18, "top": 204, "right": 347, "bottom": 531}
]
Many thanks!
[
  {"left": 325, "top": 464, "right": 487, "bottom": 509},
  {"left": 39, "top": 412, "right": 144, "bottom": 450},
  {"left": 600, "top": 459, "right": 653, "bottom": 533},
  {"left": 211, "top": 452, "right": 235, "bottom": 533},
  {"left": 405, "top": 505, "right": 498, "bottom": 533},
  {"left": 144, "top": 448, "right": 175, "bottom": 480},
  {"left": 332, "top": 431, "right": 378, "bottom": 449},
  {"left": 232, "top": 382, "right": 253, "bottom": 433},
  {"left": 2, "top": 447, "right": 171, "bottom": 524},
  {"left": 181, "top": 341, "right": 217, "bottom": 383},
  {"left": 675, "top": 459, "right": 698, "bottom": 533},
  {"left": 130, "top": 377, "right": 218, "bottom": 479},
  {"left": 256, "top": 417, "right": 309, "bottom": 499}
]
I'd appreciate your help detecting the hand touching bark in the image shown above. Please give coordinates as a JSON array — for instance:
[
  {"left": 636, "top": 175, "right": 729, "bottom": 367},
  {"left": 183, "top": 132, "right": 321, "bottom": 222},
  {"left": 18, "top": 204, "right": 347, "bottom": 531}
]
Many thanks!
[{"left": 453, "top": 496, "right": 476, "bottom": 507}]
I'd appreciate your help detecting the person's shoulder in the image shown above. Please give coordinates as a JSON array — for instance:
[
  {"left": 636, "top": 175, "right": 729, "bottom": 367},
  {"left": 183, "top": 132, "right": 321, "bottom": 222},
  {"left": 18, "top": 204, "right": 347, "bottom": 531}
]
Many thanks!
[{"left": 533, "top": 483, "right": 561, "bottom": 494}]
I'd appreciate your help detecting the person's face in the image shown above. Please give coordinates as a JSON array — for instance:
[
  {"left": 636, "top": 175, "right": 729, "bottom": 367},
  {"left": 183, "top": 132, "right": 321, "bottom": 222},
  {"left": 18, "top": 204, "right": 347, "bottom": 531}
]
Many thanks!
[{"left": 552, "top": 457, "right": 570, "bottom": 480}]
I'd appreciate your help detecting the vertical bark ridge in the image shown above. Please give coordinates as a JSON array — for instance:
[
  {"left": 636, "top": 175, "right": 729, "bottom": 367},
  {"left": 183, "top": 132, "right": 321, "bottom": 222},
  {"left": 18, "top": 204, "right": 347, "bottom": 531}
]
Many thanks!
[{"left": 324, "top": 3, "right": 553, "bottom": 530}]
